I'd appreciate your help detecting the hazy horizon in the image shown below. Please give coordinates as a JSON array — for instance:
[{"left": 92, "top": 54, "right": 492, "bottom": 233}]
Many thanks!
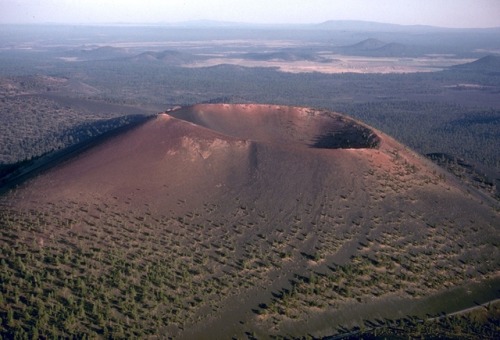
[{"left": 1, "top": 0, "right": 500, "bottom": 29}]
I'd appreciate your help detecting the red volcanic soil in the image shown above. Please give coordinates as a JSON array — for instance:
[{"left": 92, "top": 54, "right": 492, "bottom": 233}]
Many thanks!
[
  {"left": 11, "top": 112, "right": 251, "bottom": 213},
  {"left": 11, "top": 104, "right": 385, "bottom": 213},
  {"left": 2, "top": 104, "right": 499, "bottom": 338},
  {"left": 14, "top": 103, "right": 482, "bottom": 215}
]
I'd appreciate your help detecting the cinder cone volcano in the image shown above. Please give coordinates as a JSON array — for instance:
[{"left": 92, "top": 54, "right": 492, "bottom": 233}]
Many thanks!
[{"left": 1, "top": 104, "right": 498, "bottom": 339}]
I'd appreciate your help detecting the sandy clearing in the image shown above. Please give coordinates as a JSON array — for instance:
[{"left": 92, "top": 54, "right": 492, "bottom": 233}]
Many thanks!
[{"left": 183, "top": 56, "right": 475, "bottom": 74}]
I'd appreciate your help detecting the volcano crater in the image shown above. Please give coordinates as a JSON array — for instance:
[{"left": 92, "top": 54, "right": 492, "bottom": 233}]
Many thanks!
[{"left": 168, "top": 103, "right": 381, "bottom": 150}]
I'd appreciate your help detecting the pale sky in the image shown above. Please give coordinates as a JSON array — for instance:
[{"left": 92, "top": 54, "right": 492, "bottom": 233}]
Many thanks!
[{"left": 1, "top": 0, "right": 500, "bottom": 28}]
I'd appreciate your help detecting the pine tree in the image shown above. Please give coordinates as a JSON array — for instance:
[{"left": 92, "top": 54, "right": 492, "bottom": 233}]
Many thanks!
[
  {"left": 7, "top": 308, "right": 14, "bottom": 327},
  {"left": 31, "top": 326, "right": 39, "bottom": 340}
]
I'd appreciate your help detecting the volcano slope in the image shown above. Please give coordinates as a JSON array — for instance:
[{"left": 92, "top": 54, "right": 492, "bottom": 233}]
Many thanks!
[{"left": 0, "top": 104, "right": 499, "bottom": 338}]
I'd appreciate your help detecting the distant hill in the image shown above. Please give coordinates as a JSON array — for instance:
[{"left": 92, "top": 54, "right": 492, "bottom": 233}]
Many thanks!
[
  {"left": 316, "top": 20, "right": 450, "bottom": 32},
  {"left": 170, "top": 19, "right": 426, "bottom": 31},
  {"left": 128, "top": 50, "right": 205, "bottom": 64},
  {"left": 375, "top": 42, "right": 408, "bottom": 56},
  {"left": 347, "top": 38, "right": 387, "bottom": 50},
  {"left": 160, "top": 19, "right": 499, "bottom": 32},
  {"left": 451, "top": 55, "right": 500, "bottom": 73},
  {"left": 336, "top": 38, "right": 411, "bottom": 57},
  {"left": 81, "top": 46, "right": 127, "bottom": 56},
  {"left": 65, "top": 45, "right": 131, "bottom": 60}
]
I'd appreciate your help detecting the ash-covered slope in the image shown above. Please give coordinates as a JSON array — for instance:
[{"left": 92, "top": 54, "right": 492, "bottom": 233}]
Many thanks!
[
  {"left": 1, "top": 104, "right": 498, "bottom": 339},
  {"left": 11, "top": 104, "right": 384, "bottom": 213},
  {"left": 10, "top": 112, "right": 251, "bottom": 213}
]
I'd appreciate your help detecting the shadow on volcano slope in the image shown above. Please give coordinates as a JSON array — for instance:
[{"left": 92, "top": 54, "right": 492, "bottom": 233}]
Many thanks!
[{"left": 1, "top": 104, "right": 498, "bottom": 339}]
